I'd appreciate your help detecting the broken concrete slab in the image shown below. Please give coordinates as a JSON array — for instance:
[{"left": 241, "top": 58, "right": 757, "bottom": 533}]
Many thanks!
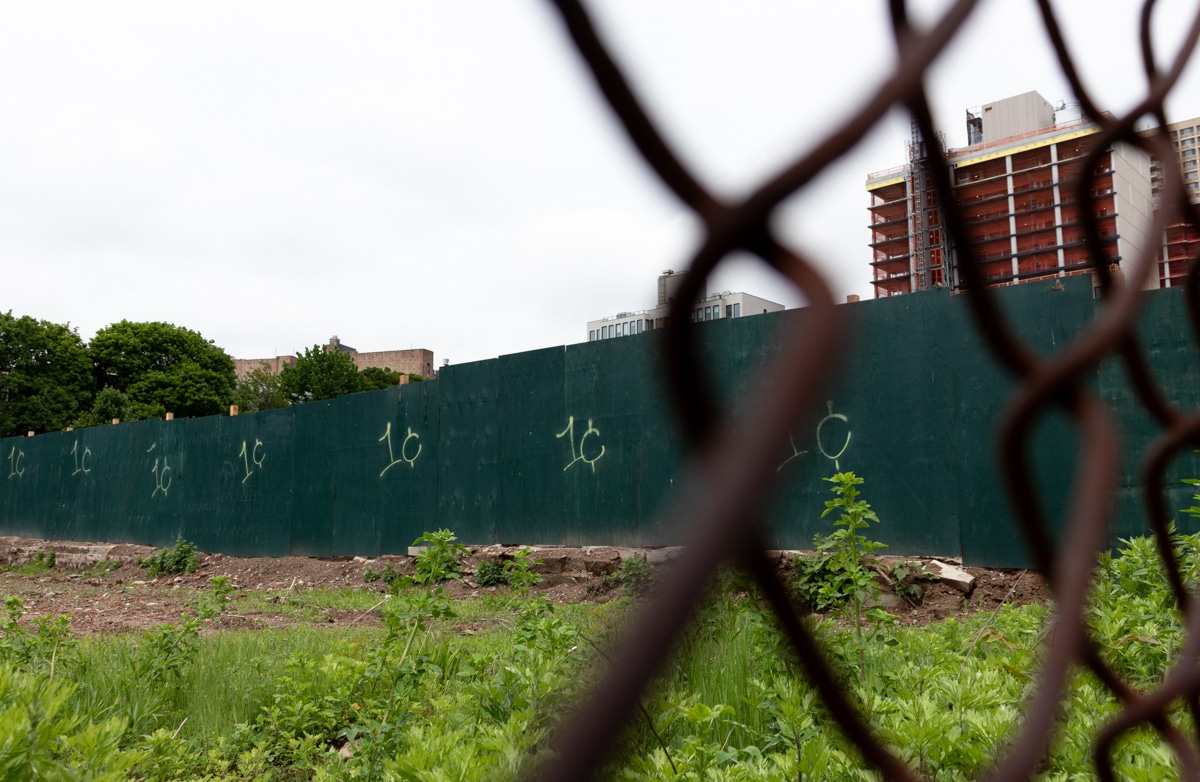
[{"left": 927, "top": 559, "right": 976, "bottom": 594}]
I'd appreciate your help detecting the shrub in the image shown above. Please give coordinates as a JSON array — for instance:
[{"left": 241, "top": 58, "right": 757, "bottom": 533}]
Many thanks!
[
  {"left": 604, "top": 557, "right": 656, "bottom": 596},
  {"left": 475, "top": 558, "right": 508, "bottom": 587},
  {"left": 139, "top": 536, "right": 198, "bottom": 577},
  {"left": 409, "top": 529, "right": 469, "bottom": 586},
  {"left": 890, "top": 560, "right": 937, "bottom": 603},
  {"left": 504, "top": 548, "right": 542, "bottom": 594}
]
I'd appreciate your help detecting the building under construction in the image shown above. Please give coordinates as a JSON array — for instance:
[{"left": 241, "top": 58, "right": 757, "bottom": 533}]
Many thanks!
[
  {"left": 1150, "top": 116, "right": 1200, "bottom": 288},
  {"left": 866, "top": 91, "right": 1179, "bottom": 298}
]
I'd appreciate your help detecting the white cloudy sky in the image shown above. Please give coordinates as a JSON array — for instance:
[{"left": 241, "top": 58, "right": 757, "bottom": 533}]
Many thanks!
[{"left": 4, "top": 0, "right": 1200, "bottom": 367}]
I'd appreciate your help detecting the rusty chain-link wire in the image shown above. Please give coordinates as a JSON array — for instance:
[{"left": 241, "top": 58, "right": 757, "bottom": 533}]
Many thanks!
[{"left": 535, "top": 1, "right": 1200, "bottom": 779}]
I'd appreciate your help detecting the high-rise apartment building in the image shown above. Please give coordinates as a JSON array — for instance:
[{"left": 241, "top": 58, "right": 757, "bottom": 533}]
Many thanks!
[
  {"left": 1150, "top": 117, "right": 1200, "bottom": 289},
  {"left": 867, "top": 91, "right": 1160, "bottom": 298}
]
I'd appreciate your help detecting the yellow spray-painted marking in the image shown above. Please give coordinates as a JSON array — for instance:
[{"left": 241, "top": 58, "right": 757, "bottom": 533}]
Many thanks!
[
  {"left": 557, "top": 415, "right": 605, "bottom": 473},
  {"left": 239, "top": 439, "right": 266, "bottom": 484},
  {"left": 7, "top": 447, "right": 25, "bottom": 479},
  {"left": 379, "top": 422, "right": 422, "bottom": 477},
  {"left": 71, "top": 440, "right": 92, "bottom": 475}
]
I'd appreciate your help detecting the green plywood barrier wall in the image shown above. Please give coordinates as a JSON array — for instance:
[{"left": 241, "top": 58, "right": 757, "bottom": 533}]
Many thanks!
[{"left": 3, "top": 278, "right": 1199, "bottom": 566}]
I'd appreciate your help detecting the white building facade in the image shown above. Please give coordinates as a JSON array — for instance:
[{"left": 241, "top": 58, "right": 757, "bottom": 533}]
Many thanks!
[{"left": 586, "top": 271, "right": 785, "bottom": 342}]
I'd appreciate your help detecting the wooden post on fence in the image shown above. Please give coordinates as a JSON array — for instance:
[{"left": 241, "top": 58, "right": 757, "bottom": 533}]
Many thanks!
[
  {"left": 229, "top": 405, "right": 239, "bottom": 416},
  {"left": 165, "top": 412, "right": 174, "bottom": 421}
]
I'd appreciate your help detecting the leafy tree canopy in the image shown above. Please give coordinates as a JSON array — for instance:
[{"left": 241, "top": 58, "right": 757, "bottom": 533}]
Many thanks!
[
  {"left": 71, "top": 387, "right": 160, "bottom": 429},
  {"left": 88, "top": 321, "right": 236, "bottom": 419},
  {"left": 0, "top": 311, "right": 95, "bottom": 437},
  {"left": 279, "top": 346, "right": 365, "bottom": 403},
  {"left": 359, "top": 366, "right": 403, "bottom": 392},
  {"left": 232, "top": 363, "right": 288, "bottom": 414}
]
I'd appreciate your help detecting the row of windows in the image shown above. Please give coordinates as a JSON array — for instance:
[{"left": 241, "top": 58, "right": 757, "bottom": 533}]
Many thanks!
[
  {"left": 689, "top": 303, "right": 741, "bottom": 323},
  {"left": 590, "top": 302, "right": 756, "bottom": 341},
  {"left": 589, "top": 318, "right": 648, "bottom": 341}
]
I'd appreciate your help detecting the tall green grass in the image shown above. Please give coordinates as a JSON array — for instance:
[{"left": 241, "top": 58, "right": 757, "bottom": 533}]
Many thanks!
[{"left": 0, "top": 538, "right": 1193, "bottom": 779}]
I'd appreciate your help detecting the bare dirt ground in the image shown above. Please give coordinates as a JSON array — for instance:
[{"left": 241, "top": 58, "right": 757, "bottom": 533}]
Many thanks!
[{"left": 0, "top": 537, "right": 1050, "bottom": 635}]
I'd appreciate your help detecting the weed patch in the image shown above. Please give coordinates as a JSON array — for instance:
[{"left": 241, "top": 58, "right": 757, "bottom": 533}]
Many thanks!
[
  {"left": 408, "top": 529, "right": 468, "bottom": 586},
  {"left": 603, "top": 556, "right": 656, "bottom": 596},
  {"left": 139, "top": 536, "right": 199, "bottom": 577},
  {"left": 8, "top": 548, "right": 55, "bottom": 575}
]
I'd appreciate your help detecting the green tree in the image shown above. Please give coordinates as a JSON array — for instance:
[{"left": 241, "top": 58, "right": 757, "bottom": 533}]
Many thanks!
[
  {"left": 279, "top": 345, "right": 365, "bottom": 403},
  {"left": 231, "top": 363, "right": 288, "bottom": 413},
  {"left": 0, "top": 311, "right": 95, "bottom": 437},
  {"left": 72, "top": 387, "right": 136, "bottom": 429},
  {"left": 359, "top": 366, "right": 403, "bottom": 391},
  {"left": 88, "top": 321, "right": 236, "bottom": 419}
]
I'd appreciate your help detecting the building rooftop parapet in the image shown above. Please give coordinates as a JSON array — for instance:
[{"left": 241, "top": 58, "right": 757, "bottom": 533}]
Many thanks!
[
  {"left": 865, "top": 163, "right": 910, "bottom": 186},
  {"left": 945, "top": 114, "right": 1109, "bottom": 161},
  {"left": 592, "top": 309, "right": 653, "bottom": 324},
  {"left": 866, "top": 113, "right": 1117, "bottom": 183}
]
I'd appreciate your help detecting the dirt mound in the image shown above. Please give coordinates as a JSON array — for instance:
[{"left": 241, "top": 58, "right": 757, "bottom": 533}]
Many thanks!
[{"left": 0, "top": 538, "right": 1048, "bottom": 634}]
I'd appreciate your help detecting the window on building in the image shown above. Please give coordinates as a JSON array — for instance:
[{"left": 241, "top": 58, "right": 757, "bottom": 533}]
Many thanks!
[
  {"left": 608, "top": 325, "right": 614, "bottom": 338},
  {"left": 1184, "top": 138, "right": 1196, "bottom": 148},
  {"left": 1187, "top": 160, "right": 1198, "bottom": 169},
  {"left": 713, "top": 306, "right": 720, "bottom": 319},
  {"left": 733, "top": 303, "right": 741, "bottom": 318},
  {"left": 704, "top": 306, "right": 711, "bottom": 321},
  {"left": 1185, "top": 149, "right": 1197, "bottom": 158},
  {"left": 1187, "top": 171, "right": 1198, "bottom": 181},
  {"left": 1183, "top": 127, "right": 1196, "bottom": 137},
  {"left": 589, "top": 330, "right": 595, "bottom": 341},
  {"left": 638, "top": 320, "right": 644, "bottom": 333},
  {"left": 726, "top": 305, "right": 733, "bottom": 318}
]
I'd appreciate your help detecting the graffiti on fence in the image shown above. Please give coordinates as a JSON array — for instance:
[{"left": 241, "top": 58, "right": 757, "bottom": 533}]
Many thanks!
[
  {"left": 777, "top": 400, "right": 852, "bottom": 472},
  {"left": 557, "top": 415, "right": 605, "bottom": 473},
  {"left": 147, "top": 443, "right": 172, "bottom": 498},
  {"left": 379, "top": 422, "right": 422, "bottom": 476},
  {"left": 6, "top": 447, "right": 24, "bottom": 480},
  {"left": 70, "top": 440, "right": 92, "bottom": 476},
  {"left": 238, "top": 439, "right": 265, "bottom": 484}
]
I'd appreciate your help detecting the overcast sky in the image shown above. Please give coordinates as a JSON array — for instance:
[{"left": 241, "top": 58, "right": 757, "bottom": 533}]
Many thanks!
[{"left": 4, "top": 1, "right": 1200, "bottom": 368}]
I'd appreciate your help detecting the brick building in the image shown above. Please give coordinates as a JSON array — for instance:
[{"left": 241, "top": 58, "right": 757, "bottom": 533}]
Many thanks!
[{"left": 234, "top": 337, "right": 434, "bottom": 381}]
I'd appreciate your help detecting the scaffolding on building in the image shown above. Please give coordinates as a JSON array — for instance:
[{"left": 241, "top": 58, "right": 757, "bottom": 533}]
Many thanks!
[{"left": 907, "top": 118, "right": 949, "bottom": 292}]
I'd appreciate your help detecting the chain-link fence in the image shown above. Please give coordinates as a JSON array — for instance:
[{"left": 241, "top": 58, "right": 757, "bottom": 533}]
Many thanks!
[{"left": 537, "top": 1, "right": 1200, "bottom": 779}]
